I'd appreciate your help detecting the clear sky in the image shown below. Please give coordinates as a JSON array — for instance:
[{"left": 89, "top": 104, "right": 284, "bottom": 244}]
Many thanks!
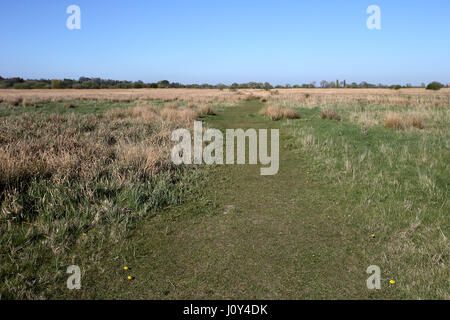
[{"left": 1, "top": 0, "right": 449, "bottom": 85}]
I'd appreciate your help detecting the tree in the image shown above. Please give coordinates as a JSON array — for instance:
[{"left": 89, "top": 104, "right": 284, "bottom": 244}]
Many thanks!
[
  {"left": 320, "top": 80, "right": 328, "bottom": 88},
  {"left": 426, "top": 82, "right": 443, "bottom": 91},
  {"left": 217, "top": 83, "right": 227, "bottom": 90},
  {"left": 51, "top": 79, "right": 64, "bottom": 89},
  {"left": 263, "top": 82, "right": 273, "bottom": 90},
  {"left": 157, "top": 80, "right": 170, "bottom": 88},
  {"left": 133, "top": 81, "right": 144, "bottom": 88}
]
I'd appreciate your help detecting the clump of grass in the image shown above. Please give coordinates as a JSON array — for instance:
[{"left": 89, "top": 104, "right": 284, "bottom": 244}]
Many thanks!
[
  {"left": 165, "top": 102, "right": 179, "bottom": 110},
  {"left": 129, "top": 106, "right": 160, "bottom": 123},
  {"left": 179, "top": 108, "right": 199, "bottom": 122},
  {"left": 321, "top": 109, "right": 341, "bottom": 121},
  {"left": 22, "top": 99, "right": 35, "bottom": 107},
  {"left": 260, "top": 105, "right": 300, "bottom": 121},
  {"left": 160, "top": 108, "right": 179, "bottom": 122},
  {"left": 117, "top": 142, "right": 169, "bottom": 176},
  {"left": 63, "top": 102, "right": 75, "bottom": 108},
  {"left": 260, "top": 105, "right": 283, "bottom": 120},
  {"left": 384, "top": 112, "right": 425, "bottom": 130},
  {"left": 161, "top": 107, "right": 198, "bottom": 123},
  {"left": 5, "top": 97, "right": 22, "bottom": 106},
  {"left": 198, "top": 105, "right": 215, "bottom": 115},
  {"left": 406, "top": 112, "right": 425, "bottom": 129},
  {"left": 282, "top": 108, "right": 300, "bottom": 119}
]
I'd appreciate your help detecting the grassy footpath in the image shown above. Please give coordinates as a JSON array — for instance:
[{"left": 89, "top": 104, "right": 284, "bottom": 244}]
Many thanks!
[
  {"left": 2, "top": 95, "right": 446, "bottom": 299},
  {"left": 77, "top": 99, "right": 420, "bottom": 299}
]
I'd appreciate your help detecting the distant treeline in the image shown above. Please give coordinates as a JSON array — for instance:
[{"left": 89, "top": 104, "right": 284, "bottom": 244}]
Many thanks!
[{"left": 0, "top": 76, "right": 447, "bottom": 90}]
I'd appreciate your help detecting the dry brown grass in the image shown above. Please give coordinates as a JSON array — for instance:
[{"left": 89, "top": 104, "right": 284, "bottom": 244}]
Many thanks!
[
  {"left": 165, "top": 102, "right": 179, "bottom": 110},
  {"left": 0, "top": 88, "right": 265, "bottom": 106},
  {"left": 282, "top": 108, "right": 300, "bottom": 119},
  {"left": 160, "top": 106, "right": 198, "bottom": 123},
  {"left": 384, "top": 112, "right": 425, "bottom": 130},
  {"left": 321, "top": 109, "right": 341, "bottom": 121},
  {"left": 260, "top": 105, "right": 283, "bottom": 120},
  {"left": 406, "top": 112, "right": 425, "bottom": 129},
  {"left": 198, "top": 105, "right": 215, "bottom": 115},
  {"left": 117, "top": 142, "right": 169, "bottom": 176},
  {"left": 0, "top": 102, "right": 200, "bottom": 192},
  {"left": 63, "top": 102, "right": 75, "bottom": 108},
  {"left": 21, "top": 99, "right": 35, "bottom": 107},
  {"left": 260, "top": 105, "right": 300, "bottom": 120},
  {"left": 4, "top": 97, "right": 22, "bottom": 106},
  {"left": 384, "top": 112, "right": 404, "bottom": 129}
]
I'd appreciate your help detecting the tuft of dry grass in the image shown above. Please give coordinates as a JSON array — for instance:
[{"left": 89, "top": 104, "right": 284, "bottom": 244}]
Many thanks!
[
  {"left": 383, "top": 112, "right": 404, "bottom": 129},
  {"left": 161, "top": 107, "right": 199, "bottom": 123},
  {"left": 4, "top": 97, "right": 22, "bottom": 106},
  {"left": 384, "top": 112, "right": 425, "bottom": 130},
  {"left": 198, "top": 105, "right": 215, "bottom": 115},
  {"left": 282, "top": 108, "right": 300, "bottom": 119},
  {"left": 165, "top": 102, "right": 179, "bottom": 110},
  {"left": 128, "top": 106, "right": 160, "bottom": 123},
  {"left": 406, "top": 112, "right": 425, "bottom": 129},
  {"left": 321, "top": 109, "right": 341, "bottom": 121},
  {"left": 260, "top": 104, "right": 300, "bottom": 120},
  {"left": 63, "top": 102, "right": 75, "bottom": 108},
  {"left": 22, "top": 99, "right": 35, "bottom": 107},
  {"left": 117, "top": 142, "right": 169, "bottom": 176},
  {"left": 260, "top": 105, "right": 283, "bottom": 120},
  {"left": 179, "top": 108, "right": 199, "bottom": 122}
]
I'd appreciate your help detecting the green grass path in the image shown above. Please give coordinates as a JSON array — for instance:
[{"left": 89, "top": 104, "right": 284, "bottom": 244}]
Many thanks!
[{"left": 92, "top": 99, "right": 382, "bottom": 299}]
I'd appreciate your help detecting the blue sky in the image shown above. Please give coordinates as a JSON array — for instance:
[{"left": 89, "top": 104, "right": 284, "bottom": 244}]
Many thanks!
[{"left": 0, "top": 0, "right": 449, "bottom": 85}]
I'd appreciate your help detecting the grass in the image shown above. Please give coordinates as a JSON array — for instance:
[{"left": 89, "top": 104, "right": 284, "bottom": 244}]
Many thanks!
[
  {"left": 0, "top": 89, "right": 448, "bottom": 299},
  {"left": 71, "top": 97, "right": 447, "bottom": 299},
  {"left": 260, "top": 104, "right": 299, "bottom": 120},
  {"left": 384, "top": 112, "right": 425, "bottom": 129},
  {"left": 0, "top": 98, "right": 207, "bottom": 299},
  {"left": 285, "top": 105, "right": 448, "bottom": 299}
]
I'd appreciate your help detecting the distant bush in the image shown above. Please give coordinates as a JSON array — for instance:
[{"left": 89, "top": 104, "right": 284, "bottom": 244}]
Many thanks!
[
  {"left": 391, "top": 85, "right": 402, "bottom": 90},
  {"left": 426, "top": 82, "right": 443, "bottom": 91}
]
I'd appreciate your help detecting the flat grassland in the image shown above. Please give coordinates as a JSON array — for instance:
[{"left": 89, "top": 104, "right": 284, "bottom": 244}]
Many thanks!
[{"left": 0, "top": 88, "right": 448, "bottom": 299}]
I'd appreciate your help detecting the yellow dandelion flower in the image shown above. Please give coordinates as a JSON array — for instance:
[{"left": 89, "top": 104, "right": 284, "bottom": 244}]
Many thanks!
[
  {"left": 124, "top": 266, "right": 128, "bottom": 270},
  {"left": 82, "top": 233, "right": 87, "bottom": 236},
  {"left": 390, "top": 280, "right": 395, "bottom": 284},
  {"left": 128, "top": 276, "right": 133, "bottom": 280},
  {"left": 370, "top": 234, "right": 375, "bottom": 238}
]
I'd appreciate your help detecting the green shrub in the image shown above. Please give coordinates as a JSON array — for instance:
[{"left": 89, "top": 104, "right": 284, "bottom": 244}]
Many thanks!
[
  {"left": 51, "top": 79, "right": 64, "bottom": 89},
  {"left": 426, "top": 82, "right": 443, "bottom": 91}
]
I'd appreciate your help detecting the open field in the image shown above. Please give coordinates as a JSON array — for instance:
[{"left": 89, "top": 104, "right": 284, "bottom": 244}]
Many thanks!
[{"left": 0, "top": 88, "right": 448, "bottom": 299}]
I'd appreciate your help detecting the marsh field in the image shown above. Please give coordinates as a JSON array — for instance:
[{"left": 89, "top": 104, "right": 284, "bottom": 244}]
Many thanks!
[{"left": 0, "top": 88, "right": 448, "bottom": 299}]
